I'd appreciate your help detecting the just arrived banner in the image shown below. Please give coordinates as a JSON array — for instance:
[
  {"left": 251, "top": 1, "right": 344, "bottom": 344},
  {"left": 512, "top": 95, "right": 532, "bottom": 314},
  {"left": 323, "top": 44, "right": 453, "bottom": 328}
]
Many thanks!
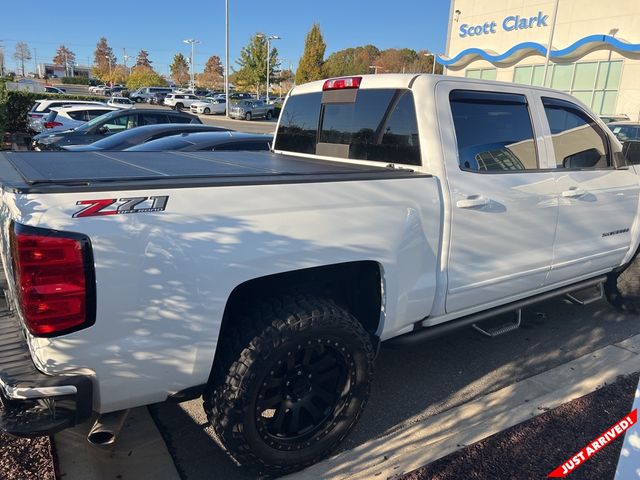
[{"left": 459, "top": 11, "right": 549, "bottom": 38}]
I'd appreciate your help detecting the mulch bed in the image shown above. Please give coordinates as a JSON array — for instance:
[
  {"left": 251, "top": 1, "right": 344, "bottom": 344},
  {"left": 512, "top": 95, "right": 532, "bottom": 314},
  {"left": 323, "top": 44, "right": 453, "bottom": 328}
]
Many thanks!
[
  {"left": 400, "top": 373, "right": 639, "bottom": 480},
  {"left": 0, "top": 432, "right": 55, "bottom": 480}
]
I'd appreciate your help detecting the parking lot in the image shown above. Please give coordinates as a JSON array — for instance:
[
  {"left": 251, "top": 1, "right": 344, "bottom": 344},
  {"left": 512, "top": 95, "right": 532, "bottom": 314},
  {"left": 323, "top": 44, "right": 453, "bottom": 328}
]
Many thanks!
[{"left": 142, "top": 296, "right": 639, "bottom": 479}]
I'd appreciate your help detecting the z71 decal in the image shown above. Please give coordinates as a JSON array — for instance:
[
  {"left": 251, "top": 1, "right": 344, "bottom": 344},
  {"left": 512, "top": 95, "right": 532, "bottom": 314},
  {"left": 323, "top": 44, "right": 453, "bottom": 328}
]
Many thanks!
[{"left": 73, "top": 196, "right": 169, "bottom": 218}]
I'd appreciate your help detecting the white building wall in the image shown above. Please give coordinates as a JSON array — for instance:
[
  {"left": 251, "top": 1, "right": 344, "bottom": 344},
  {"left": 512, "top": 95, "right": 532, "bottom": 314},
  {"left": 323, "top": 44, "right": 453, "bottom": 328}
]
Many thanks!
[{"left": 445, "top": 0, "right": 640, "bottom": 119}]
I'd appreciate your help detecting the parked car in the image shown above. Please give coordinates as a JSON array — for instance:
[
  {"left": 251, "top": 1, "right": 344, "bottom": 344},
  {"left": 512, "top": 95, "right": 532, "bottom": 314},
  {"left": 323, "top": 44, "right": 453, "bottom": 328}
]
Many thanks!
[
  {"left": 129, "top": 87, "right": 174, "bottom": 103},
  {"left": 27, "top": 100, "right": 108, "bottom": 132},
  {"left": 0, "top": 74, "right": 637, "bottom": 476},
  {"left": 164, "top": 93, "right": 200, "bottom": 111},
  {"left": 32, "top": 108, "right": 201, "bottom": 150},
  {"left": 93, "top": 85, "right": 111, "bottom": 95},
  {"left": 107, "top": 97, "right": 135, "bottom": 109},
  {"left": 110, "top": 86, "right": 127, "bottom": 96},
  {"left": 88, "top": 84, "right": 105, "bottom": 93},
  {"left": 229, "top": 99, "right": 275, "bottom": 121},
  {"left": 190, "top": 97, "right": 226, "bottom": 115},
  {"left": 44, "top": 86, "right": 66, "bottom": 94},
  {"left": 229, "top": 92, "right": 253, "bottom": 100},
  {"left": 600, "top": 114, "right": 630, "bottom": 124},
  {"left": 608, "top": 121, "right": 640, "bottom": 142},
  {"left": 146, "top": 92, "right": 169, "bottom": 105},
  {"left": 42, "top": 105, "right": 119, "bottom": 131},
  {"left": 125, "top": 131, "right": 272, "bottom": 151},
  {"left": 63, "top": 124, "right": 230, "bottom": 151}
]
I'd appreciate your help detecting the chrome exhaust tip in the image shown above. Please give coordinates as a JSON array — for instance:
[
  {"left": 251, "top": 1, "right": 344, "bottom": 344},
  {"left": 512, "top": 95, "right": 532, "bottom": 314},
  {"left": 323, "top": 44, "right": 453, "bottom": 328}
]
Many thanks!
[{"left": 87, "top": 409, "right": 129, "bottom": 446}]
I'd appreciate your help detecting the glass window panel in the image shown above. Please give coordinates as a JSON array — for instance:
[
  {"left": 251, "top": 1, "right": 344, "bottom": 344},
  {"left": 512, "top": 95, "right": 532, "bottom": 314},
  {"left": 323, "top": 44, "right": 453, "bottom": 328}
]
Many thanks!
[
  {"left": 605, "top": 61, "right": 622, "bottom": 89},
  {"left": 465, "top": 69, "right": 481, "bottom": 79},
  {"left": 532, "top": 66, "right": 545, "bottom": 86},
  {"left": 572, "top": 91, "right": 593, "bottom": 106},
  {"left": 551, "top": 64, "right": 573, "bottom": 91},
  {"left": 513, "top": 66, "right": 532, "bottom": 85},
  {"left": 573, "top": 63, "right": 597, "bottom": 90},
  {"left": 592, "top": 91, "right": 604, "bottom": 114},
  {"left": 601, "top": 91, "right": 618, "bottom": 115},
  {"left": 481, "top": 69, "right": 497, "bottom": 80},
  {"left": 542, "top": 97, "right": 609, "bottom": 169},
  {"left": 449, "top": 90, "right": 538, "bottom": 171}
]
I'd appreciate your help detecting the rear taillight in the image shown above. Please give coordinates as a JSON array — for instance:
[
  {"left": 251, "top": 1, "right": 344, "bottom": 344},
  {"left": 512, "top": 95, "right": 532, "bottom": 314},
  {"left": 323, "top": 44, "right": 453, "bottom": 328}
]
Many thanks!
[
  {"left": 10, "top": 224, "right": 95, "bottom": 336},
  {"left": 44, "top": 121, "right": 63, "bottom": 129},
  {"left": 322, "top": 76, "right": 362, "bottom": 91}
]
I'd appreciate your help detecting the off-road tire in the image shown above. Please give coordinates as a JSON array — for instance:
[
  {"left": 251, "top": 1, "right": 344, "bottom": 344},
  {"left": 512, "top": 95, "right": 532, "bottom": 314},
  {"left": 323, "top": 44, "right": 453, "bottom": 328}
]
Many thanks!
[
  {"left": 608, "top": 252, "right": 640, "bottom": 311},
  {"left": 203, "top": 295, "right": 374, "bottom": 476}
]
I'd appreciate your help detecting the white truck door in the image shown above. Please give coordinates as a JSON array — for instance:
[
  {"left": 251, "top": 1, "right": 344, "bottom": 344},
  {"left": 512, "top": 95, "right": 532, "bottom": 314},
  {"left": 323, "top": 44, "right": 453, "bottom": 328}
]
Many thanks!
[
  {"left": 539, "top": 96, "right": 640, "bottom": 284},
  {"left": 439, "top": 87, "right": 558, "bottom": 313}
]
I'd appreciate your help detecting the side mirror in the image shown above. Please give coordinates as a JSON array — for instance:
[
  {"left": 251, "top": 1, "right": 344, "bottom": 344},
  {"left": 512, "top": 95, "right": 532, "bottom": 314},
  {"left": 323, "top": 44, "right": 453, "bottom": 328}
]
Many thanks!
[{"left": 562, "top": 148, "right": 602, "bottom": 169}]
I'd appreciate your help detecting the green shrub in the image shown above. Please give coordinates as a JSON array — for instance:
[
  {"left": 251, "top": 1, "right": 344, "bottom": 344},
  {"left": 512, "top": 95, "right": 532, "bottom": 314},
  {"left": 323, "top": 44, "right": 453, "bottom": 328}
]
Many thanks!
[
  {"left": 0, "top": 90, "right": 104, "bottom": 133},
  {"left": 60, "top": 77, "right": 90, "bottom": 85}
]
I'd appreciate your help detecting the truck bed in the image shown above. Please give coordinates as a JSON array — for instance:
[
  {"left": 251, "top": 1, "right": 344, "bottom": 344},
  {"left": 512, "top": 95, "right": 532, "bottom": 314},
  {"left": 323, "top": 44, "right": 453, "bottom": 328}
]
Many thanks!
[{"left": 0, "top": 151, "right": 427, "bottom": 193}]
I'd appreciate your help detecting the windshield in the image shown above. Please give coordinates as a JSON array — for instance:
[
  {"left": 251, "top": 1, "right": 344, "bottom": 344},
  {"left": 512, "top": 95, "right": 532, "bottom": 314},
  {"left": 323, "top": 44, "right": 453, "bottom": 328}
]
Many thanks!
[{"left": 75, "top": 110, "right": 120, "bottom": 132}]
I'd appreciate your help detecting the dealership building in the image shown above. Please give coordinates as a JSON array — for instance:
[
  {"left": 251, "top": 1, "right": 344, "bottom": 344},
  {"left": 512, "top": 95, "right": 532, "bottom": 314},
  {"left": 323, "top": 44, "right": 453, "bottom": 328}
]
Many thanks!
[{"left": 440, "top": 0, "right": 640, "bottom": 120}]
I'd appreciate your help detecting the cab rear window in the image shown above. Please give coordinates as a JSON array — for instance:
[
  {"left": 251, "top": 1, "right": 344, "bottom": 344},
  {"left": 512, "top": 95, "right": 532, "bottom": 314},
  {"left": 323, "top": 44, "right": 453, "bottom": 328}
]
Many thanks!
[{"left": 275, "top": 89, "right": 421, "bottom": 165}]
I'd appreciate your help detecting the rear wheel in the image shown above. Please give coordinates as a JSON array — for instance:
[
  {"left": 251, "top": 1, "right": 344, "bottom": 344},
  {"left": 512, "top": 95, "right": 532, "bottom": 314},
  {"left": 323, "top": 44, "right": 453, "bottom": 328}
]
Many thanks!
[
  {"left": 266, "top": 110, "right": 273, "bottom": 120},
  {"left": 204, "top": 295, "right": 374, "bottom": 475},
  {"left": 175, "top": 103, "right": 184, "bottom": 111}
]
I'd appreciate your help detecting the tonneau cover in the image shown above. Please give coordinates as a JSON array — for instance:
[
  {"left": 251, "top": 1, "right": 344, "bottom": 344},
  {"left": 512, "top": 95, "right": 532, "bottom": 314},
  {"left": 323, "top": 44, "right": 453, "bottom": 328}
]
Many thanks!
[{"left": 0, "top": 151, "right": 426, "bottom": 193}]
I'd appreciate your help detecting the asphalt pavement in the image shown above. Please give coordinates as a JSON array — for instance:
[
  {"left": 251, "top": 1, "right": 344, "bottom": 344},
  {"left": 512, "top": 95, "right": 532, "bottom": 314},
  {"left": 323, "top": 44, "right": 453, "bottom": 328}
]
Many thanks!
[{"left": 149, "top": 296, "right": 640, "bottom": 479}]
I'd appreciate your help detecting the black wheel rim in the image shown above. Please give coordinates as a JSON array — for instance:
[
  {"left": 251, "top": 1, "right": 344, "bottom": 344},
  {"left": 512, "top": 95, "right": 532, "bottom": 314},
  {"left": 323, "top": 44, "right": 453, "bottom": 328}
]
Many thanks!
[{"left": 254, "top": 338, "right": 355, "bottom": 450}]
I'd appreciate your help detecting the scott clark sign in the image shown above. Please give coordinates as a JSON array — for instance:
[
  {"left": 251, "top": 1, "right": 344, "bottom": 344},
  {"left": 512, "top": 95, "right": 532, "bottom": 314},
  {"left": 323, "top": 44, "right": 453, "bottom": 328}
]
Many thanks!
[{"left": 459, "top": 11, "right": 549, "bottom": 38}]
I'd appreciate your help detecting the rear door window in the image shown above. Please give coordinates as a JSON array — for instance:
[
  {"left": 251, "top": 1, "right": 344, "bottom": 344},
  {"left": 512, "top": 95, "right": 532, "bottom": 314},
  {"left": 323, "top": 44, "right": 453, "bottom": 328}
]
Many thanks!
[
  {"left": 140, "top": 113, "right": 169, "bottom": 125},
  {"left": 67, "top": 110, "right": 87, "bottom": 121},
  {"left": 274, "top": 92, "right": 322, "bottom": 154},
  {"left": 449, "top": 90, "right": 538, "bottom": 171}
]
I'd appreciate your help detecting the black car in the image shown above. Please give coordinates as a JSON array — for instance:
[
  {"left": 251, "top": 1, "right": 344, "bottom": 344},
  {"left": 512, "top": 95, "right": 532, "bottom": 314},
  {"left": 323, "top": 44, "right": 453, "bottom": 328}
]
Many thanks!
[
  {"left": 63, "top": 124, "right": 231, "bottom": 152},
  {"left": 32, "top": 109, "right": 202, "bottom": 150},
  {"left": 124, "top": 131, "right": 272, "bottom": 152}
]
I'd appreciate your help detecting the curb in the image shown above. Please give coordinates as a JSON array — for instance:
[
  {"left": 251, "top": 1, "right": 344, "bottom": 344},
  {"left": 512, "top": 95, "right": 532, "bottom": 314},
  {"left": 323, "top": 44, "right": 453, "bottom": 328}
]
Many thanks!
[
  {"left": 54, "top": 406, "right": 180, "bottom": 480},
  {"left": 284, "top": 334, "right": 640, "bottom": 480}
]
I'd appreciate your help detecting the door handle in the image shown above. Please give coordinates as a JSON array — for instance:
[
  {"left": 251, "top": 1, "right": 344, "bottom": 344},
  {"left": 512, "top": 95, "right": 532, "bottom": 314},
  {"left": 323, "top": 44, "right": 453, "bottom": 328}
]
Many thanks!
[
  {"left": 456, "top": 196, "right": 490, "bottom": 208},
  {"left": 562, "top": 188, "right": 586, "bottom": 198}
]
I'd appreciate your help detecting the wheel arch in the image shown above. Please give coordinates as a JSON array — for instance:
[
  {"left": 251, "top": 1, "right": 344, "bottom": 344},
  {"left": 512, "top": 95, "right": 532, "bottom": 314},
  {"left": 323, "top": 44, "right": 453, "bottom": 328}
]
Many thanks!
[{"left": 219, "top": 261, "right": 384, "bottom": 339}]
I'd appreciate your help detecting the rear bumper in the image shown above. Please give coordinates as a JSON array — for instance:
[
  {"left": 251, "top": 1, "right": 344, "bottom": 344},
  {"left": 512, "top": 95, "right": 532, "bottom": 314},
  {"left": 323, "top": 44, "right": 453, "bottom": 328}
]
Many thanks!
[{"left": 0, "top": 310, "right": 93, "bottom": 437}]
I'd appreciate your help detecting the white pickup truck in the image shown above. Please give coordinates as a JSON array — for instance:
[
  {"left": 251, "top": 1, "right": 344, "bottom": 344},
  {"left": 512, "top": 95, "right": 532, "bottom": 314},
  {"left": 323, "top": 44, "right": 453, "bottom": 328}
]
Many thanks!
[{"left": 0, "top": 74, "right": 638, "bottom": 475}]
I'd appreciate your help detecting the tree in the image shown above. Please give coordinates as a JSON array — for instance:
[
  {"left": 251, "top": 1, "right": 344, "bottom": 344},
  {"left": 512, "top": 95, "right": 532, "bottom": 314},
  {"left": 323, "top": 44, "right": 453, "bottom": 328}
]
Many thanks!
[
  {"left": 170, "top": 53, "right": 190, "bottom": 86},
  {"left": 106, "top": 64, "right": 129, "bottom": 86},
  {"left": 135, "top": 50, "right": 152, "bottom": 68},
  {"left": 323, "top": 45, "right": 380, "bottom": 77},
  {"left": 197, "top": 55, "right": 224, "bottom": 89},
  {"left": 52, "top": 45, "right": 76, "bottom": 76},
  {"left": 295, "top": 23, "right": 325, "bottom": 84},
  {"left": 126, "top": 66, "right": 167, "bottom": 90},
  {"left": 13, "top": 42, "right": 32, "bottom": 77},
  {"left": 93, "top": 37, "right": 116, "bottom": 82},
  {"left": 235, "top": 34, "right": 279, "bottom": 96}
]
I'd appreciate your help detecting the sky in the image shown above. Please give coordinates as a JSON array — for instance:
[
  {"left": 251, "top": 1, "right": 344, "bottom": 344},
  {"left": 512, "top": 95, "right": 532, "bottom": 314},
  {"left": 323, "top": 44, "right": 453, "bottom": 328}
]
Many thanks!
[{"left": 0, "top": 0, "right": 450, "bottom": 75}]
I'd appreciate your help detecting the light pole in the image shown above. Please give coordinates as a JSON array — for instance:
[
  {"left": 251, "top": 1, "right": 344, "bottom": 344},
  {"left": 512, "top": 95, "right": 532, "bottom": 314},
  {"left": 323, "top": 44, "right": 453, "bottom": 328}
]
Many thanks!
[
  {"left": 424, "top": 52, "right": 442, "bottom": 74},
  {"left": 104, "top": 55, "right": 112, "bottom": 86},
  {"left": 257, "top": 34, "right": 280, "bottom": 103},
  {"left": 225, "top": 0, "right": 229, "bottom": 117},
  {"left": 542, "top": 0, "right": 560, "bottom": 87},
  {"left": 183, "top": 38, "right": 201, "bottom": 91}
]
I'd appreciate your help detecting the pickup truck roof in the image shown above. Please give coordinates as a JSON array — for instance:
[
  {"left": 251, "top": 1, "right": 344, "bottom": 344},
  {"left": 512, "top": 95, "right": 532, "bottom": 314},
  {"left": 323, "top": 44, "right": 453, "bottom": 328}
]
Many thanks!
[{"left": 0, "top": 151, "right": 427, "bottom": 194}]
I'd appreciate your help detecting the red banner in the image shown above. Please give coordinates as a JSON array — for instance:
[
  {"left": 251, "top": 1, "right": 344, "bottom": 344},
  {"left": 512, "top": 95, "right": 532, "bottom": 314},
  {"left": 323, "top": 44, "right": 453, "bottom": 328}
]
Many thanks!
[{"left": 547, "top": 409, "right": 637, "bottom": 478}]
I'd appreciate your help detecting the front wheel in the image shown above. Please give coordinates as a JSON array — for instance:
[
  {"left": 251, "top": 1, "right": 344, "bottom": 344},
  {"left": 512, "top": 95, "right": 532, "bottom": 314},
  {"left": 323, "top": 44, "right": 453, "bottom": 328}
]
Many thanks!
[
  {"left": 245, "top": 112, "right": 252, "bottom": 121},
  {"left": 175, "top": 103, "right": 183, "bottom": 111},
  {"left": 607, "top": 253, "right": 640, "bottom": 311},
  {"left": 266, "top": 110, "right": 273, "bottom": 120},
  {"left": 204, "top": 296, "right": 374, "bottom": 475},
  {"left": 204, "top": 107, "right": 210, "bottom": 115}
]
